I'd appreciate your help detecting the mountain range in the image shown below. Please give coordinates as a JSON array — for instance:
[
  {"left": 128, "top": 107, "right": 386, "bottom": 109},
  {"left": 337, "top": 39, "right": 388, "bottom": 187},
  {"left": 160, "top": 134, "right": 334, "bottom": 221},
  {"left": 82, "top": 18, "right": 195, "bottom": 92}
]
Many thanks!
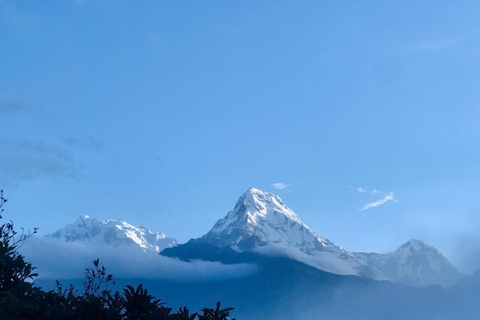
[
  {"left": 48, "top": 215, "right": 177, "bottom": 252},
  {"left": 31, "top": 187, "right": 480, "bottom": 319},
  {"left": 45, "top": 187, "right": 463, "bottom": 288}
]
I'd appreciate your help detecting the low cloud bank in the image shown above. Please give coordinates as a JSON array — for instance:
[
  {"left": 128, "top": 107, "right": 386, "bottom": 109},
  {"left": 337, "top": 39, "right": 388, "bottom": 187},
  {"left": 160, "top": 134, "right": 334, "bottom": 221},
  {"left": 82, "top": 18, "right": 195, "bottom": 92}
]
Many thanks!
[
  {"left": 19, "top": 237, "right": 259, "bottom": 282},
  {"left": 255, "top": 243, "right": 358, "bottom": 276}
]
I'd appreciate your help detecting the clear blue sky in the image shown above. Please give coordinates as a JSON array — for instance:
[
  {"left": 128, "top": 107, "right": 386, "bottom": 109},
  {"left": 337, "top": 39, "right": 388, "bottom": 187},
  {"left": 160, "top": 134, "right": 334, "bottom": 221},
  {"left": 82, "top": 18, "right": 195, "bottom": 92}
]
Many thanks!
[{"left": 1, "top": 1, "right": 480, "bottom": 273}]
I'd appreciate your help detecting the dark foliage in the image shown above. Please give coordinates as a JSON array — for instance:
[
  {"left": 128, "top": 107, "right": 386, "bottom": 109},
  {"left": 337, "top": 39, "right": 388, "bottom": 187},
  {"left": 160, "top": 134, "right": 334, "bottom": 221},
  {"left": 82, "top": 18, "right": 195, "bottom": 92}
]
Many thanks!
[
  {"left": 169, "top": 307, "right": 198, "bottom": 320},
  {"left": 0, "top": 191, "right": 237, "bottom": 320},
  {"left": 198, "top": 301, "right": 235, "bottom": 320}
]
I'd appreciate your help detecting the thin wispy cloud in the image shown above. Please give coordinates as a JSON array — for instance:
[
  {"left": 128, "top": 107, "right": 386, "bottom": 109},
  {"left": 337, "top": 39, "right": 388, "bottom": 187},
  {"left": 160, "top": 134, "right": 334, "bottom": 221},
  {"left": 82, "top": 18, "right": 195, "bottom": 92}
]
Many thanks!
[
  {"left": 63, "top": 136, "right": 103, "bottom": 151},
  {"left": 356, "top": 187, "right": 385, "bottom": 195},
  {"left": 271, "top": 183, "right": 290, "bottom": 191},
  {"left": 411, "top": 38, "right": 459, "bottom": 53},
  {"left": 354, "top": 187, "right": 398, "bottom": 211},
  {"left": 0, "top": 99, "right": 29, "bottom": 114},
  {"left": 0, "top": 0, "right": 37, "bottom": 27},
  {"left": 0, "top": 140, "right": 75, "bottom": 185},
  {"left": 0, "top": 137, "right": 100, "bottom": 186},
  {"left": 72, "top": 0, "right": 91, "bottom": 5},
  {"left": 361, "top": 192, "right": 395, "bottom": 211}
]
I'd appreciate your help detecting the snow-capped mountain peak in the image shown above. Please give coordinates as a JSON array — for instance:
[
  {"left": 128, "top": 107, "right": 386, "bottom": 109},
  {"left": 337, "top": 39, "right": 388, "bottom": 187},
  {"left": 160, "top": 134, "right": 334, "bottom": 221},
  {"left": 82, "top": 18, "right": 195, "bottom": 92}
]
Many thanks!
[
  {"left": 354, "top": 239, "right": 464, "bottom": 287},
  {"left": 192, "top": 188, "right": 361, "bottom": 275},
  {"left": 396, "top": 239, "right": 441, "bottom": 256},
  {"left": 206, "top": 188, "right": 327, "bottom": 250},
  {"left": 47, "top": 216, "right": 177, "bottom": 252},
  {"left": 210, "top": 187, "right": 303, "bottom": 234}
]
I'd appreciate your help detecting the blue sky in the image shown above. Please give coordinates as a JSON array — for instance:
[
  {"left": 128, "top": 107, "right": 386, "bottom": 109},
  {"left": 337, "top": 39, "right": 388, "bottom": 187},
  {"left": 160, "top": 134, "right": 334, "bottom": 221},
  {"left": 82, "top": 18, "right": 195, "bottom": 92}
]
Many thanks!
[{"left": 1, "top": 1, "right": 480, "bottom": 272}]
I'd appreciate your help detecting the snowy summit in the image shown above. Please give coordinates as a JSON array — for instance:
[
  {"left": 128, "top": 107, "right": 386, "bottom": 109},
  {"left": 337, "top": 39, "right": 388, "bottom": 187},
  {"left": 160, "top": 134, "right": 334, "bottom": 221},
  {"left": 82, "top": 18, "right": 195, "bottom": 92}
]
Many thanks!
[
  {"left": 193, "top": 188, "right": 362, "bottom": 275},
  {"left": 200, "top": 188, "right": 347, "bottom": 255},
  {"left": 47, "top": 216, "right": 177, "bottom": 253},
  {"left": 354, "top": 239, "right": 464, "bottom": 287}
]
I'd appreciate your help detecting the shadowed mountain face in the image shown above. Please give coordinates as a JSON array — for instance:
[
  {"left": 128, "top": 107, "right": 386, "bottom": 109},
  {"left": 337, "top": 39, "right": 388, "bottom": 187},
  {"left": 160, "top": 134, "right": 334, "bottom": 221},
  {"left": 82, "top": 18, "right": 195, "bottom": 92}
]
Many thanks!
[
  {"left": 175, "top": 188, "right": 463, "bottom": 287},
  {"left": 454, "top": 268, "right": 480, "bottom": 288}
]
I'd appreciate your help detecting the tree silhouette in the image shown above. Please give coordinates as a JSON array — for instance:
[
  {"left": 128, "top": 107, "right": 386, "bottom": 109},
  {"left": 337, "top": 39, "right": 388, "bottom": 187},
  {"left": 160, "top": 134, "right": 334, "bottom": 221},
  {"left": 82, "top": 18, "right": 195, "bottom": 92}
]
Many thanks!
[
  {"left": 198, "top": 301, "right": 235, "bottom": 320},
  {"left": 122, "top": 284, "right": 171, "bottom": 320},
  {"left": 169, "top": 306, "right": 198, "bottom": 320},
  {"left": 84, "top": 258, "right": 115, "bottom": 297},
  {"left": 0, "top": 190, "right": 39, "bottom": 319}
]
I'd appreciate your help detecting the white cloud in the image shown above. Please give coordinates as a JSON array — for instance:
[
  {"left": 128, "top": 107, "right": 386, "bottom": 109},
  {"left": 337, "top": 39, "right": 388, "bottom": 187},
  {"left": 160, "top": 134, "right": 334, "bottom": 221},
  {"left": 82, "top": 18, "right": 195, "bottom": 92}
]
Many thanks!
[
  {"left": 357, "top": 187, "right": 381, "bottom": 194},
  {"left": 412, "top": 38, "right": 458, "bottom": 53},
  {"left": 271, "top": 183, "right": 290, "bottom": 191},
  {"left": 19, "top": 237, "right": 259, "bottom": 281},
  {"left": 361, "top": 192, "right": 395, "bottom": 211},
  {"left": 0, "top": 99, "right": 29, "bottom": 114},
  {"left": 355, "top": 187, "right": 398, "bottom": 210},
  {"left": 255, "top": 244, "right": 358, "bottom": 276}
]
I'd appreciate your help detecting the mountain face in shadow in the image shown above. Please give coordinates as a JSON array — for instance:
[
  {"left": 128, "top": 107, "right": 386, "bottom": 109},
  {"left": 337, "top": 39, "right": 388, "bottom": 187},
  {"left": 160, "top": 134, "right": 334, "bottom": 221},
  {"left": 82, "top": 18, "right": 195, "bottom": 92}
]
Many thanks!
[{"left": 154, "top": 244, "right": 476, "bottom": 320}]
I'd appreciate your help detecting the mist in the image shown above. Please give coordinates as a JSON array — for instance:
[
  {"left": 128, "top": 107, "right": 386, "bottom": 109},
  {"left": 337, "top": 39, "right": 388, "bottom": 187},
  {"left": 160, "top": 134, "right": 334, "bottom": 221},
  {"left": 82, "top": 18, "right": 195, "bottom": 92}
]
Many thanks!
[
  {"left": 19, "top": 236, "right": 259, "bottom": 281},
  {"left": 255, "top": 243, "right": 358, "bottom": 276}
]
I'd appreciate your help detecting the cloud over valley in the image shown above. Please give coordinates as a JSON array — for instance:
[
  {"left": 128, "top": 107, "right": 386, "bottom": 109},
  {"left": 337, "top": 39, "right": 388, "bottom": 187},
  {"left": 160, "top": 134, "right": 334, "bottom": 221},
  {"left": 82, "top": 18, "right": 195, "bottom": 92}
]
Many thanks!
[{"left": 19, "top": 237, "right": 259, "bottom": 282}]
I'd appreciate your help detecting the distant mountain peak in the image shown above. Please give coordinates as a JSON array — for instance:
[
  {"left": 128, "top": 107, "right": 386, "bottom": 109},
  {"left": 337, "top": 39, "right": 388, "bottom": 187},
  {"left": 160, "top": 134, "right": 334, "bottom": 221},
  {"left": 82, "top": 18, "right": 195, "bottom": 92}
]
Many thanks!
[
  {"left": 47, "top": 216, "right": 177, "bottom": 253},
  {"left": 354, "top": 239, "right": 463, "bottom": 287},
  {"left": 398, "top": 239, "right": 440, "bottom": 253}
]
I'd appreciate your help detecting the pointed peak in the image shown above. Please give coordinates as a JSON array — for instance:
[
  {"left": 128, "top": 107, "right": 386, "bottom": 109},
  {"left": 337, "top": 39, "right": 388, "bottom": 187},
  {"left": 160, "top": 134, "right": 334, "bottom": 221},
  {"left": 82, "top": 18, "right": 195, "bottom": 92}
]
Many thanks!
[
  {"left": 406, "top": 239, "right": 425, "bottom": 245},
  {"left": 76, "top": 215, "right": 92, "bottom": 222},
  {"left": 207, "top": 187, "right": 303, "bottom": 236},
  {"left": 241, "top": 187, "right": 284, "bottom": 205},
  {"left": 200, "top": 188, "right": 346, "bottom": 263},
  {"left": 243, "top": 187, "right": 268, "bottom": 197},
  {"left": 397, "top": 239, "right": 441, "bottom": 254},
  {"left": 402, "top": 239, "right": 427, "bottom": 247}
]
